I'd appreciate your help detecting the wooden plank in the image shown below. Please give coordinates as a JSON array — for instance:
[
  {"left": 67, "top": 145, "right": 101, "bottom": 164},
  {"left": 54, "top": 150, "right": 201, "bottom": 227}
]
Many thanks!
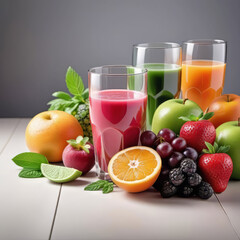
[
  {"left": 0, "top": 118, "right": 20, "bottom": 153},
  {"left": 51, "top": 171, "right": 239, "bottom": 240},
  {"left": 216, "top": 182, "right": 240, "bottom": 239},
  {"left": 0, "top": 119, "right": 61, "bottom": 240}
]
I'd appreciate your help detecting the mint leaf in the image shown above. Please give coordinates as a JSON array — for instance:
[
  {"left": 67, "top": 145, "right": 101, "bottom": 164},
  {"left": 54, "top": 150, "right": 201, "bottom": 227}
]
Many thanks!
[
  {"left": 82, "top": 88, "right": 89, "bottom": 100},
  {"left": 65, "top": 103, "right": 79, "bottom": 115},
  {"left": 84, "top": 180, "right": 109, "bottom": 191},
  {"left": 52, "top": 91, "right": 72, "bottom": 100},
  {"left": 19, "top": 169, "right": 43, "bottom": 178},
  {"left": 12, "top": 152, "right": 48, "bottom": 170},
  {"left": 66, "top": 67, "right": 84, "bottom": 97},
  {"left": 102, "top": 183, "right": 114, "bottom": 194}
]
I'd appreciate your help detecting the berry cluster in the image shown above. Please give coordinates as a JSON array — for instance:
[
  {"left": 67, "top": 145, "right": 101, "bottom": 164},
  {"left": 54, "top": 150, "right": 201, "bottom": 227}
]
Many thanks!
[{"left": 140, "top": 128, "right": 213, "bottom": 199}]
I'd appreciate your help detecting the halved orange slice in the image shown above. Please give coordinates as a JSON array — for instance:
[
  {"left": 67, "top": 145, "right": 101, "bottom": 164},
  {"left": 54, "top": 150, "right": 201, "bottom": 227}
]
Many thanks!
[{"left": 108, "top": 146, "right": 162, "bottom": 192}]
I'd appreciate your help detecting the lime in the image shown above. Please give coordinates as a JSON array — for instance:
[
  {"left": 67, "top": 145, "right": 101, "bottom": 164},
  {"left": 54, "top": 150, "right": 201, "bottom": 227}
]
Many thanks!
[{"left": 41, "top": 164, "right": 82, "bottom": 183}]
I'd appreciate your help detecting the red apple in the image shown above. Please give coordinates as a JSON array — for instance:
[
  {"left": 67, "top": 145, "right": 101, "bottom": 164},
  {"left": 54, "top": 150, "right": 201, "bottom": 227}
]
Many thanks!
[{"left": 62, "top": 136, "right": 95, "bottom": 174}]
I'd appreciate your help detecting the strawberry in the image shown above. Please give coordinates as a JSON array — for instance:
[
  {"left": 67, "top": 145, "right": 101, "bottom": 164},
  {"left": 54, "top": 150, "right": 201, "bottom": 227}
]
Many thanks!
[
  {"left": 179, "top": 112, "right": 216, "bottom": 153},
  {"left": 198, "top": 142, "right": 233, "bottom": 193}
]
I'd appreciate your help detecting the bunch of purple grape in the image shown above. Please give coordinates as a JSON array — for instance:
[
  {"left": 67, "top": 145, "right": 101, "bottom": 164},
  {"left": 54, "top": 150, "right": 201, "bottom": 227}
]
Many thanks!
[{"left": 140, "top": 128, "right": 213, "bottom": 199}]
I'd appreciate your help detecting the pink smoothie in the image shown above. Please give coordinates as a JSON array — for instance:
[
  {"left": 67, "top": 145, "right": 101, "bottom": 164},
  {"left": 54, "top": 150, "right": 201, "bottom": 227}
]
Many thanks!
[{"left": 89, "top": 89, "right": 147, "bottom": 172}]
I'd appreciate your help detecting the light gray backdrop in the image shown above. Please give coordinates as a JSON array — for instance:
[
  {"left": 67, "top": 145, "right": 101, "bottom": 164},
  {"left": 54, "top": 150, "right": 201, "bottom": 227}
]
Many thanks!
[{"left": 1, "top": 0, "right": 240, "bottom": 117}]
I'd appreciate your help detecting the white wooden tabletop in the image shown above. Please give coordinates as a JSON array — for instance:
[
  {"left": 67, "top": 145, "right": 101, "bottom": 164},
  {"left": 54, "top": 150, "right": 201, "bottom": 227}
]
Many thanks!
[{"left": 0, "top": 118, "right": 239, "bottom": 240}]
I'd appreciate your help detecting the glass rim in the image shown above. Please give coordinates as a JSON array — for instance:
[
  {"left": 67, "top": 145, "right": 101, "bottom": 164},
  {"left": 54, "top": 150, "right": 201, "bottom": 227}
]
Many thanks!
[
  {"left": 183, "top": 39, "right": 227, "bottom": 45},
  {"left": 133, "top": 42, "right": 181, "bottom": 49},
  {"left": 88, "top": 65, "right": 148, "bottom": 76}
]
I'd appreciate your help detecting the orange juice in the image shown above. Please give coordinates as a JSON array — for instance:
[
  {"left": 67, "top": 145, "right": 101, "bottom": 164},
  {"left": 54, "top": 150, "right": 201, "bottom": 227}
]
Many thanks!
[{"left": 181, "top": 60, "right": 226, "bottom": 111}]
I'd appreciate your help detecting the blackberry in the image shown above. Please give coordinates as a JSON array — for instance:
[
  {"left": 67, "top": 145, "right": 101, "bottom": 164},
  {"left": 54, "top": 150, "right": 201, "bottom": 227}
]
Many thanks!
[
  {"left": 180, "top": 158, "right": 197, "bottom": 175},
  {"left": 160, "top": 181, "right": 177, "bottom": 198},
  {"left": 188, "top": 173, "right": 202, "bottom": 187},
  {"left": 169, "top": 168, "right": 185, "bottom": 186},
  {"left": 178, "top": 185, "right": 194, "bottom": 198},
  {"left": 196, "top": 181, "right": 213, "bottom": 199},
  {"left": 153, "top": 165, "right": 170, "bottom": 191}
]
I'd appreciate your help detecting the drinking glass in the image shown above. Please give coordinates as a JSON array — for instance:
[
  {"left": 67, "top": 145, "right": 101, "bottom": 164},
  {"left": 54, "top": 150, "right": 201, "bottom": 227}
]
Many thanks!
[
  {"left": 88, "top": 65, "right": 147, "bottom": 180},
  {"left": 181, "top": 39, "right": 227, "bottom": 111},
  {"left": 133, "top": 42, "right": 182, "bottom": 129}
]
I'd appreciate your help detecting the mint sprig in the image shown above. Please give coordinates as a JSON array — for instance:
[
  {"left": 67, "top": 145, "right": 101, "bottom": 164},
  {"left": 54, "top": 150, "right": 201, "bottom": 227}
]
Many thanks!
[
  {"left": 47, "top": 66, "right": 88, "bottom": 115},
  {"left": 12, "top": 152, "right": 48, "bottom": 178},
  {"left": 202, "top": 142, "right": 230, "bottom": 154},
  {"left": 84, "top": 180, "right": 114, "bottom": 194},
  {"left": 179, "top": 112, "right": 214, "bottom": 122},
  {"left": 19, "top": 169, "right": 43, "bottom": 178}
]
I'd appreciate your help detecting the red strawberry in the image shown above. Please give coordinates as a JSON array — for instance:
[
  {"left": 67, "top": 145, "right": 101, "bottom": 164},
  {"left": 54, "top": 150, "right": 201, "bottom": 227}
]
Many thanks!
[
  {"left": 179, "top": 112, "right": 216, "bottom": 153},
  {"left": 198, "top": 142, "right": 233, "bottom": 193}
]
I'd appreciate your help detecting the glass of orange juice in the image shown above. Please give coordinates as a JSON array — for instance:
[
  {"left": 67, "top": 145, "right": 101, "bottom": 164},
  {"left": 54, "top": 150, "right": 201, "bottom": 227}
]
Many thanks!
[{"left": 181, "top": 39, "right": 227, "bottom": 111}]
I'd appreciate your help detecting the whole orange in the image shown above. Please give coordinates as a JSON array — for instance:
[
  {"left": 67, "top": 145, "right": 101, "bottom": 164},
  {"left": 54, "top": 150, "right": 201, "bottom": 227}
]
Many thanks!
[
  {"left": 208, "top": 94, "right": 240, "bottom": 128},
  {"left": 25, "top": 110, "right": 83, "bottom": 162}
]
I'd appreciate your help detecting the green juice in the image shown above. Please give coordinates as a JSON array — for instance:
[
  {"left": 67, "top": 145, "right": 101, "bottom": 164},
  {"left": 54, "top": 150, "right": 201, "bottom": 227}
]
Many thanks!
[{"left": 144, "top": 63, "right": 182, "bottom": 129}]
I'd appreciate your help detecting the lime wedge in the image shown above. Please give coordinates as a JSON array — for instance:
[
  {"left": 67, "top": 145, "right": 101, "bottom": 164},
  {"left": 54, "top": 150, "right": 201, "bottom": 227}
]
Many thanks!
[{"left": 41, "top": 164, "right": 82, "bottom": 183}]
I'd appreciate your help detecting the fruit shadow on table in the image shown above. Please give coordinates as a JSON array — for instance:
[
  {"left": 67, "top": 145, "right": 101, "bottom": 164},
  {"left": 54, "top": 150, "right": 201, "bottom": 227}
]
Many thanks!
[{"left": 123, "top": 187, "right": 215, "bottom": 206}]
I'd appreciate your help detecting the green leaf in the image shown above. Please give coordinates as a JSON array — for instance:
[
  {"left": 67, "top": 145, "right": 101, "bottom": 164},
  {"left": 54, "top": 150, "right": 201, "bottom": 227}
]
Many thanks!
[
  {"left": 179, "top": 116, "right": 191, "bottom": 122},
  {"left": 65, "top": 103, "right": 79, "bottom": 115},
  {"left": 52, "top": 91, "right": 72, "bottom": 100},
  {"left": 66, "top": 67, "right": 84, "bottom": 96},
  {"left": 204, "top": 142, "right": 215, "bottom": 154},
  {"left": 81, "top": 137, "right": 89, "bottom": 146},
  {"left": 82, "top": 88, "right": 89, "bottom": 100},
  {"left": 12, "top": 152, "right": 48, "bottom": 170},
  {"left": 19, "top": 169, "right": 43, "bottom": 178},
  {"left": 188, "top": 114, "right": 198, "bottom": 121},
  {"left": 214, "top": 142, "right": 219, "bottom": 152},
  {"left": 84, "top": 180, "right": 109, "bottom": 191},
  {"left": 198, "top": 112, "right": 204, "bottom": 119},
  {"left": 102, "top": 183, "right": 114, "bottom": 194},
  {"left": 217, "top": 145, "right": 231, "bottom": 153},
  {"left": 201, "top": 112, "right": 214, "bottom": 120}
]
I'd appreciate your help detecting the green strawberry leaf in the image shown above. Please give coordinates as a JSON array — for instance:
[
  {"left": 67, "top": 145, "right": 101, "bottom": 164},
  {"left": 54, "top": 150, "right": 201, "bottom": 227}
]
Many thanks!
[
  {"left": 217, "top": 145, "right": 231, "bottom": 153},
  {"left": 200, "top": 112, "right": 214, "bottom": 120},
  {"left": 12, "top": 152, "right": 49, "bottom": 170},
  {"left": 52, "top": 91, "right": 72, "bottom": 100},
  {"left": 178, "top": 116, "right": 191, "bottom": 122},
  {"left": 66, "top": 67, "right": 84, "bottom": 97},
  {"left": 204, "top": 142, "right": 215, "bottom": 154},
  {"left": 19, "top": 169, "right": 44, "bottom": 178}
]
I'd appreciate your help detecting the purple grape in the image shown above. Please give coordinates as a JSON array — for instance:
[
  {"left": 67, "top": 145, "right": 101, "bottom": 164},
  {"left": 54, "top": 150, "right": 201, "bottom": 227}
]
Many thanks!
[
  {"left": 183, "top": 147, "right": 198, "bottom": 161},
  {"left": 140, "top": 130, "right": 157, "bottom": 147},
  {"left": 157, "top": 128, "right": 176, "bottom": 143},
  {"left": 168, "top": 152, "right": 184, "bottom": 168},
  {"left": 156, "top": 142, "right": 173, "bottom": 159},
  {"left": 171, "top": 137, "right": 187, "bottom": 152}
]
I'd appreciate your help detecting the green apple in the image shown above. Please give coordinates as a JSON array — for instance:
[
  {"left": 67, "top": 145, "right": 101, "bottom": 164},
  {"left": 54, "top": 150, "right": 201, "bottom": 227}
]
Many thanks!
[
  {"left": 216, "top": 121, "right": 240, "bottom": 179},
  {"left": 152, "top": 99, "right": 202, "bottom": 134}
]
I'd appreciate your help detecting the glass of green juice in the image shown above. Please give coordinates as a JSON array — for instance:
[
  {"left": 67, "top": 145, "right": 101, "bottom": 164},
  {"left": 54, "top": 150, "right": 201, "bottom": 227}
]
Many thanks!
[{"left": 133, "top": 42, "right": 182, "bottom": 129}]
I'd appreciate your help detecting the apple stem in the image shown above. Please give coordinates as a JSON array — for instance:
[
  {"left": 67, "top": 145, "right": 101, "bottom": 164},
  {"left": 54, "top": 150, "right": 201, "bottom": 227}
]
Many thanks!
[
  {"left": 238, "top": 117, "right": 240, "bottom": 126},
  {"left": 227, "top": 95, "right": 230, "bottom": 102},
  {"left": 204, "top": 107, "right": 209, "bottom": 114},
  {"left": 183, "top": 98, "right": 188, "bottom": 105}
]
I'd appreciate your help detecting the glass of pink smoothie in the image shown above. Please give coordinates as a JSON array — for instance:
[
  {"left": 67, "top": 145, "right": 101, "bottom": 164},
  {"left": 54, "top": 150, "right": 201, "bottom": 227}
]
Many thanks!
[{"left": 88, "top": 65, "right": 148, "bottom": 180}]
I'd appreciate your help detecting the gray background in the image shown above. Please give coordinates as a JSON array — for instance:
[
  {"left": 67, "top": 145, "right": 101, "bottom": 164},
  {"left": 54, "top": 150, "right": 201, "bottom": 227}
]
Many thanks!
[{"left": 1, "top": 0, "right": 240, "bottom": 117}]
